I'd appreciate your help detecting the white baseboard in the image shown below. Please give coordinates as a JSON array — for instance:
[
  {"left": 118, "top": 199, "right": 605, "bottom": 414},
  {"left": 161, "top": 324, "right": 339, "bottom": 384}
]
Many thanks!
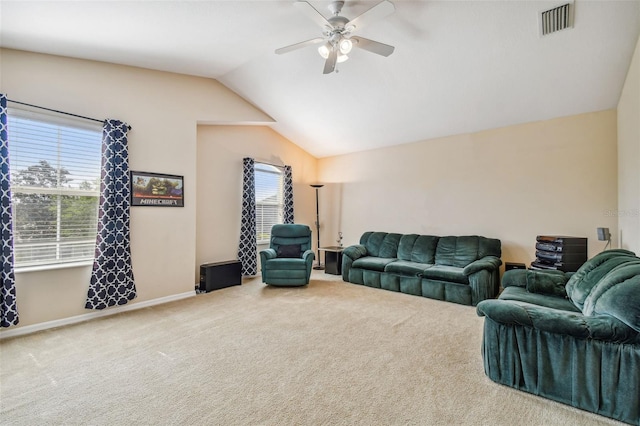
[{"left": 0, "top": 291, "right": 196, "bottom": 340}]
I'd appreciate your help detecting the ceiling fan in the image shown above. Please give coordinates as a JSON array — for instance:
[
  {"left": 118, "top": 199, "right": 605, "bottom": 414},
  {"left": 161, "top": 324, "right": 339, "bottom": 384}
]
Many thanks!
[{"left": 275, "top": 0, "right": 396, "bottom": 74}]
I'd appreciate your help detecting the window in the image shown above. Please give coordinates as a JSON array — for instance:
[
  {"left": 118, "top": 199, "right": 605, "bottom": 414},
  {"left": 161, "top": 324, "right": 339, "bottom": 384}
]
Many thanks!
[
  {"left": 7, "top": 108, "right": 102, "bottom": 268},
  {"left": 255, "top": 163, "right": 283, "bottom": 244}
]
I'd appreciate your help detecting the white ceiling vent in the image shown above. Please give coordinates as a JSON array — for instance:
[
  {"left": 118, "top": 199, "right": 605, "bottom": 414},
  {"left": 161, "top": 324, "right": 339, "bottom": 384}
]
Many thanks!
[{"left": 539, "top": 2, "right": 574, "bottom": 36}]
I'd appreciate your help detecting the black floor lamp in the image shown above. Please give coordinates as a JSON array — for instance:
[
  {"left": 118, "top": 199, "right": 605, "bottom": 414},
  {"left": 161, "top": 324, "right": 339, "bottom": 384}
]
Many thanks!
[{"left": 310, "top": 184, "right": 324, "bottom": 270}]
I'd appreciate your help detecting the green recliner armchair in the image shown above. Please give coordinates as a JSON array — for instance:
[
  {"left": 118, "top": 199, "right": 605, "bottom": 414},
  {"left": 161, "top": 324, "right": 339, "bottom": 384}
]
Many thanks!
[{"left": 259, "top": 224, "right": 315, "bottom": 286}]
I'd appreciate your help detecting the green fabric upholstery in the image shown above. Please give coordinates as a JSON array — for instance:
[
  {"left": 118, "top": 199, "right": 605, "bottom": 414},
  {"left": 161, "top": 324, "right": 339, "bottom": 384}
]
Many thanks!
[
  {"left": 476, "top": 249, "right": 640, "bottom": 424},
  {"left": 525, "top": 270, "right": 568, "bottom": 297},
  {"left": 421, "top": 265, "right": 468, "bottom": 284},
  {"left": 565, "top": 249, "right": 637, "bottom": 310},
  {"left": 352, "top": 257, "right": 397, "bottom": 272},
  {"left": 259, "top": 224, "right": 314, "bottom": 286},
  {"left": 342, "top": 232, "right": 502, "bottom": 306},
  {"left": 583, "top": 262, "right": 640, "bottom": 331},
  {"left": 396, "top": 234, "right": 419, "bottom": 261},
  {"left": 359, "top": 232, "right": 402, "bottom": 258},
  {"left": 480, "top": 316, "right": 640, "bottom": 424},
  {"left": 435, "top": 235, "right": 501, "bottom": 268},
  {"left": 396, "top": 234, "right": 439, "bottom": 263},
  {"left": 463, "top": 256, "right": 502, "bottom": 276},
  {"left": 499, "top": 286, "right": 580, "bottom": 312},
  {"left": 384, "top": 260, "right": 433, "bottom": 276}
]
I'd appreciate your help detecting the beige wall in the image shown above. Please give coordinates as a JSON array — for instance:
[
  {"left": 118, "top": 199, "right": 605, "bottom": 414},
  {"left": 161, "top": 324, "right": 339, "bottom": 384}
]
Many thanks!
[
  {"left": 617, "top": 36, "right": 640, "bottom": 254},
  {"left": 0, "top": 45, "right": 632, "bottom": 332},
  {"left": 195, "top": 125, "right": 317, "bottom": 276},
  {"left": 318, "top": 110, "right": 619, "bottom": 267},
  {"left": 0, "top": 48, "right": 277, "bottom": 328}
]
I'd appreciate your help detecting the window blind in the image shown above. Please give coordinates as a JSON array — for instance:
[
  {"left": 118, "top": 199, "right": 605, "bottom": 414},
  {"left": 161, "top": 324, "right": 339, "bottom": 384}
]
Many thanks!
[
  {"left": 255, "top": 163, "right": 283, "bottom": 244},
  {"left": 7, "top": 108, "right": 102, "bottom": 268}
]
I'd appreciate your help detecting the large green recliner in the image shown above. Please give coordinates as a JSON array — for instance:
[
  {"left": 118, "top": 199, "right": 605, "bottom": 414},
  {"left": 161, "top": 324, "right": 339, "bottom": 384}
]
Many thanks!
[
  {"left": 477, "top": 249, "right": 640, "bottom": 425},
  {"left": 259, "top": 224, "right": 315, "bottom": 286}
]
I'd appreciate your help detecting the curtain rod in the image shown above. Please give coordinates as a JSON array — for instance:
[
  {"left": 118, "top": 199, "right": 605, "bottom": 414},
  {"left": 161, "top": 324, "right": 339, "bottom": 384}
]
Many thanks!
[{"left": 7, "top": 99, "right": 132, "bottom": 131}]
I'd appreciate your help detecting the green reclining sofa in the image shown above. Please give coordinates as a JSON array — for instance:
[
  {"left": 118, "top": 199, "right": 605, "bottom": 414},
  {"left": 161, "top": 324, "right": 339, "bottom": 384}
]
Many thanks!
[
  {"left": 342, "top": 232, "right": 502, "bottom": 306},
  {"left": 477, "top": 249, "right": 640, "bottom": 425}
]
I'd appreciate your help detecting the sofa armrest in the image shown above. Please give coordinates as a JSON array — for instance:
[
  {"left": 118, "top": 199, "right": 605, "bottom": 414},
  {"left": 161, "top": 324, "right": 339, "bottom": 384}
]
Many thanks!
[
  {"left": 463, "top": 256, "right": 502, "bottom": 276},
  {"left": 303, "top": 249, "right": 315, "bottom": 279},
  {"left": 302, "top": 249, "right": 315, "bottom": 263},
  {"left": 343, "top": 244, "right": 367, "bottom": 260},
  {"left": 259, "top": 248, "right": 277, "bottom": 282},
  {"left": 342, "top": 244, "right": 368, "bottom": 281},
  {"left": 260, "top": 248, "right": 277, "bottom": 261},
  {"left": 476, "top": 299, "right": 640, "bottom": 343}
]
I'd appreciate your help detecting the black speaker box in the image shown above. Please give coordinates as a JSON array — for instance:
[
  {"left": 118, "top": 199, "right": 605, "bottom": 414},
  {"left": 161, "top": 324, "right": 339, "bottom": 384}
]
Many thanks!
[{"left": 199, "top": 260, "right": 242, "bottom": 292}]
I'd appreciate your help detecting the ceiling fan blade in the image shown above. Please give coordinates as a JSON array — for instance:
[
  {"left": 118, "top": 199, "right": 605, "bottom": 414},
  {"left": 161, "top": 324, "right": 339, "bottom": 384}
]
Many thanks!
[
  {"left": 275, "top": 37, "right": 325, "bottom": 55},
  {"left": 294, "top": 1, "right": 331, "bottom": 29},
  {"left": 347, "top": 0, "right": 395, "bottom": 31},
  {"left": 323, "top": 48, "right": 338, "bottom": 74},
  {"left": 351, "top": 36, "right": 395, "bottom": 57}
]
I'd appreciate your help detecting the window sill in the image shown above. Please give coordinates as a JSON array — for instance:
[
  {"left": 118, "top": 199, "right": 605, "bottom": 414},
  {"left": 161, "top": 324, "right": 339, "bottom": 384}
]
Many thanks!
[{"left": 15, "top": 260, "right": 93, "bottom": 274}]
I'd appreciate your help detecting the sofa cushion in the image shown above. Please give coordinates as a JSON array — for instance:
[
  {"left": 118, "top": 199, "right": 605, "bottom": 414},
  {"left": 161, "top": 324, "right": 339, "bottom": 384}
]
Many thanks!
[
  {"left": 397, "top": 234, "right": 438, "bottom": 263},
  {"left": 565, "top": 249, "right": 638, "bottom": 311},
  {"left": 263, "top": 257, "right": 308, "bottom": 270},
  {"left": 384, "top": 260, "right": 433, "bottom": 276},
  {"left": 359, "top": 232, "right": 382, "bottom": 256},
  {"left": 525, "top": 270, "right": 568, "bottom": 297},
  {"left": 411, "top": 235, "right": 439, "bottom": 263},
  {"left": 421, "top": 265, "right": 468, "bottom": 284},
  {"left": 352, "top": 257, "right": 397, "bottom": 272},
  {"left": 380, "top": 233, "right": 402, "bottom": 258},
  {"left": 499, "top": 286, "right": 581, "bottom": 312},
  {"left": 583, "top": 262, "right": 640, "bottom": 331},
  {"left": 434, "top": 236, "right": 490, "bottom": 268},
  {"left": 478, "top": 237, "right": 502, "bottom": 259},
  {"left": 360, "top": 232, "right": 401, "bottom": 258},
  {"left": 397, "top": 234, "right": 419, "bottom": 261},
  {"left": 435, "top": 236, "right": 502, "bottom": 268}
]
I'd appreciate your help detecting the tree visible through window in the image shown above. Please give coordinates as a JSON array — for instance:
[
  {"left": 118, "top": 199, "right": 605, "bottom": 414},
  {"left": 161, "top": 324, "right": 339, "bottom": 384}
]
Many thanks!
[
  {"left": 7, "top": 109, "right": 102, "bottom": 268},
  {"left": 255, "top": 163, "right": 283, "bottom": 244}
]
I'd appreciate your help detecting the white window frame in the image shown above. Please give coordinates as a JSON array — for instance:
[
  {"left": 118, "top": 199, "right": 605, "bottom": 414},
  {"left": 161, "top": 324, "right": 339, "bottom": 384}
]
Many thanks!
[
  {"left": 7, "top": 107, "right": 102, "bottom": 270},
  {"left": 254, "top": 163, "right": 284, "bottom": 245}
]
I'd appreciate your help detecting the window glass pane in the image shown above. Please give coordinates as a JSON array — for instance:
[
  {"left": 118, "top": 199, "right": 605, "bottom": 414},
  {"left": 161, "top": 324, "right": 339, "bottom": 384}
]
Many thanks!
[
  {"left": 7, "top": 109, "right": 102, "bottom": 268},
  {"left": 255, "top": 163, "right": 283, "bottom": 243}
]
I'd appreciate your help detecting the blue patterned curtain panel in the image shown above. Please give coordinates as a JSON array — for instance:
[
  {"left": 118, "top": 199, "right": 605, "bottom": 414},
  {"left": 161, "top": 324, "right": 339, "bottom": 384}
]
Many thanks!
[
  {"left": 86, "top": 120, "right": 136, "bottom": 310},
  {"left": 283, "top": 165, "right": 294, "bottom": 224},
  {"left": 0, "top": 94, "right": 19, "bottom": 327},
  {"left": 238, "top": 157, "right": 257, "bottom": 276}
]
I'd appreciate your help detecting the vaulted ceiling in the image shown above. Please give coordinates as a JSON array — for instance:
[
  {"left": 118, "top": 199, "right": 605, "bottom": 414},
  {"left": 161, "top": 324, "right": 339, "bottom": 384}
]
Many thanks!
[{"left": 1, "top": 1, "right": 639, "bottom": 158}]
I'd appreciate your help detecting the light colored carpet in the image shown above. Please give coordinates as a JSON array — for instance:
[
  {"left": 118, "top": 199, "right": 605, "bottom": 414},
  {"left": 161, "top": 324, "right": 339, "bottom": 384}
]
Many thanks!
[{"left": 0, "top": 272, "right": 622, "bottom": 425}]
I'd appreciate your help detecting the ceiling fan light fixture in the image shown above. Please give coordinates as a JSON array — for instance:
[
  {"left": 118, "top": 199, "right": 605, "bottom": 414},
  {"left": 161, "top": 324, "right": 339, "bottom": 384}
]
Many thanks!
[
  {"left": 339, "top": 38, "right": 353, "bottom": 54},
  {"left": 318, "top": 44, "right": 330, "bottom": 59},
  {"left": 278, "top": 0, "right": 397, "bottom": 74}
]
